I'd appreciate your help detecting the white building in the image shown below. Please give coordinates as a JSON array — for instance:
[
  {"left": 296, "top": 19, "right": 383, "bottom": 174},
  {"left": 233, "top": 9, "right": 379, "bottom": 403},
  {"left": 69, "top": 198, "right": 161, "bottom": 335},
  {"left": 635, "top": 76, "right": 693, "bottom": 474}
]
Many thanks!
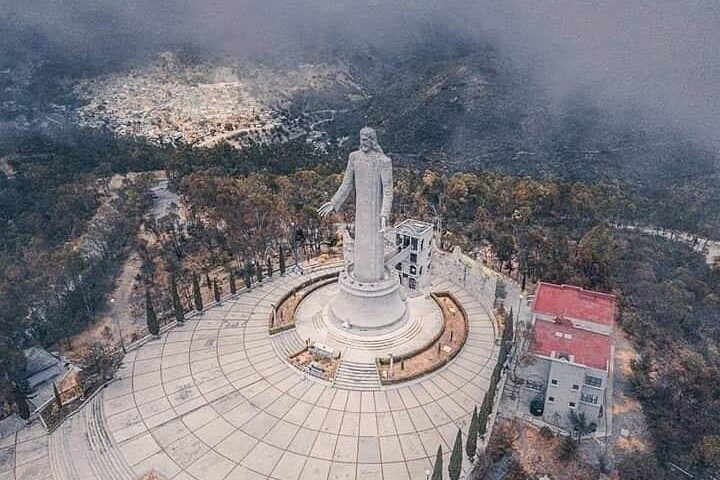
[
  {"left": 390, "top": 219, "right": 434, "bottom": 291},
  {"left": 516, "top": 282, "right": 616, "bottom": 432}
]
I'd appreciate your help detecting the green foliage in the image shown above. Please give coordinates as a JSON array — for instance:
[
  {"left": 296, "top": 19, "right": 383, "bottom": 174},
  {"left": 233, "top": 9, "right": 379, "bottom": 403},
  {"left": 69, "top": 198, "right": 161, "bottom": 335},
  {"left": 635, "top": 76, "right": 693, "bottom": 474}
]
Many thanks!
[
  {"left": 53, "top": 382, "right": 62, "bottom": 409},
  {"left": 279, "top": 246, "right": 286, "bottom": 275},
  {"left": 192, "top": 274, "right": 203, "bottom": 311},
  {"left": 431, "top": 445, "right": 443, "bottom": 480},
  {"left": 14, "top": 388, "right": 29, "bottom": 420},
  {"left": 466, "top": 405, "right": 479, "bottom": 460},
  {"left": 145, "top": 289, "right": 159, "bottom": 337},
  {"left": 449, "top": 428, "right": 463, "bottom": 480},
  {"left": 558, "top": 436, "right": 578, "bottom": 461},
  {"left": 229, "top": 270, "right": 237, "bottom": 295},
  {"left": 171, "top": 275, "right": 184, "bottom": 325},
  {"left": 213, "top": 278, "right": 220, "bottom": 303}
]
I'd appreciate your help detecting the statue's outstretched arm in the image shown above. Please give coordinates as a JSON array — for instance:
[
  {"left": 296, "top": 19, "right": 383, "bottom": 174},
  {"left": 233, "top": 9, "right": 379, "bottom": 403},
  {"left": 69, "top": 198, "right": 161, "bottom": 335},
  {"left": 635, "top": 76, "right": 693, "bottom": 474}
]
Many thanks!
[{"left": 330, "top": 156, "right": 355, "bottom": 210}]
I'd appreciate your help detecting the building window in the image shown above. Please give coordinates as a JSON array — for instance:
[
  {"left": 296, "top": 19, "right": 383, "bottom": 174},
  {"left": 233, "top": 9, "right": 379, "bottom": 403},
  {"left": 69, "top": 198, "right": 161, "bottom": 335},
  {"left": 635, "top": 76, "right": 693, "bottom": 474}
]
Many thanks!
[
  {"left": 548, "top": 396, "right": 555, "bottom": 403},
  {"left": 581, "top": 393, "right": 599, "bottom": 405},
  {"left": 584, "top": 375, "right": 602, "bottom": 388},
  {"left": 419, "top": 266, "right": 423, "bottom": 276},
  {"left": 410, "top": 253, "right": 417, "bottom": 263},
  {"left": 572, "top": 384, "right": 579, "bottom": 390},
  {"left": 395, "top": 263, "right": 402, "bottom": 271},
  {"left": 403, "top": 236, "right": 410, "bottom": 247},
  {"left": 550, "top": 379, "right": 558, "bottom": 386},
  {"left": 420, "top": 239, "right": 424, "bottom": 250},
  {"left": 409, "top": 278, "right": 417, "bottom": 290},
  {"left": 569, "top": 402, "right": 577, "bottom": 408},
  {"left": 396, "top": 234, "right": 402, "bottom": 245},
  {"left": 525, "top": 379, "right": 544, "bottom": 391},
  {"left": 410, "top": 265, "right": 417, "bottom": 275},
  {"left": 411, "top": 238, "right": 418, "bottom": 251}
]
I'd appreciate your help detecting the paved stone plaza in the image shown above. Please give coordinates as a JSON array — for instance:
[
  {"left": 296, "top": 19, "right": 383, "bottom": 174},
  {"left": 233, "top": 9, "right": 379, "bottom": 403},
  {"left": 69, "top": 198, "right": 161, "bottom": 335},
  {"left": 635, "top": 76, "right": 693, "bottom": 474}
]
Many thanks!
[{"left": 0, "top": 264, "right": 498, "bottom": 480}]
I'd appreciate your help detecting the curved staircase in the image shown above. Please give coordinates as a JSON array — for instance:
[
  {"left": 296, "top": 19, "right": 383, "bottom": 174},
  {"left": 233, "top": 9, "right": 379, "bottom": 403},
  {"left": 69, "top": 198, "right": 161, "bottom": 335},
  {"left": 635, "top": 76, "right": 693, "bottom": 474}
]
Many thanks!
[{"left": 49, "top": 391, "right": 135, "bottom": 480}]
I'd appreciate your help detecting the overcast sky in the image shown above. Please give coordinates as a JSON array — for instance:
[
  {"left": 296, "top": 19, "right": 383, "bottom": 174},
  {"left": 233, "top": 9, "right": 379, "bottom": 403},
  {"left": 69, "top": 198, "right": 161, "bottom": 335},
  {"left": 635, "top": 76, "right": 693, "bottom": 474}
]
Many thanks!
[{"left": 3, "top": 0, "right": 720, "bottom": 145}]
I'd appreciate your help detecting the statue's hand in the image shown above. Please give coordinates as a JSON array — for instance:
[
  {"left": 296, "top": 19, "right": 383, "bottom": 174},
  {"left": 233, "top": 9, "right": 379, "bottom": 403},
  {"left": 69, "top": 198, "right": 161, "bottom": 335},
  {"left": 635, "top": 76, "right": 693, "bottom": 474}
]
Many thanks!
[
  {"left": 379, "top": 216, "right": 387, "bottom": 233},
  {"left": 317, "top": 202, "right": 334, "bottom": 218}
]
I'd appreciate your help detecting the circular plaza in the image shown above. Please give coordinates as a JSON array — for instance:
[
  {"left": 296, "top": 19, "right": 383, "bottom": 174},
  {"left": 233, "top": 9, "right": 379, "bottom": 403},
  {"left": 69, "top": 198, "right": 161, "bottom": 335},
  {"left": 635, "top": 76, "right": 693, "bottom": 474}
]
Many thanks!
[{"left": 47, "top": 261, "right": 499, "bottom": 480}]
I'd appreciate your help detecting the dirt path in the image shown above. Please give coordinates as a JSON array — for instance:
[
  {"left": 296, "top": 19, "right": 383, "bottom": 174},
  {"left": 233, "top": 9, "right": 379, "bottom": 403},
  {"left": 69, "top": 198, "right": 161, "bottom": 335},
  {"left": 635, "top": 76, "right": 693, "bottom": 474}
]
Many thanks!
[{"left": 611, "top": 329, "right": 652, "bottom": 463}]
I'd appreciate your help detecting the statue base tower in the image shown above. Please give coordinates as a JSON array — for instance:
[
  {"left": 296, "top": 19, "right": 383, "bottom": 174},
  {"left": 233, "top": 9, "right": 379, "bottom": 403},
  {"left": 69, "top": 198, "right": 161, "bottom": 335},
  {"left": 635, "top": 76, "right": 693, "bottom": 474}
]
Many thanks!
[{"left": 330, "top": 266, "right": 407, "bottom": 330}]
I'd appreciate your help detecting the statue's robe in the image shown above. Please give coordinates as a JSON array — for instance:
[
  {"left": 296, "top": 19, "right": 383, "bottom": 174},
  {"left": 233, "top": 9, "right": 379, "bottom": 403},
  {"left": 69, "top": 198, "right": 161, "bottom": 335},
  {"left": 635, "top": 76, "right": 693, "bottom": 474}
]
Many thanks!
[{"left": 331, "top": 149, "right": 393, "bottom": 283}]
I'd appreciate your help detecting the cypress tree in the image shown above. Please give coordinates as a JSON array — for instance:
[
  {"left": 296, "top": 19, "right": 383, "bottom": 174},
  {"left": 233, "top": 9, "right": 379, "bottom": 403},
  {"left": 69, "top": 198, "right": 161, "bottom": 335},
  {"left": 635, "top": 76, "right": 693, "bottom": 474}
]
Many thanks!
[
  {"left": 505, "top": 307, "right": 514, "bottom": 343},
  {"left": 478, "top": 393, "right": 490, "bottom": 438},
  {"left": 53, "top": 382, "right": 62, "bottom": 410},
  {"left": 266, "top": 256, "right": 273, "bottom": 278},
  {"left": 146, "top": 289, "right": 159, "bottom": 337},
  {"left": 229, "top": 270, "right": 237, "bottom": 295},
  {"left": 279, "top": 246, "right": 286, "bottom": 275},
  {"left": 449, "top": 428, "right": 463, "bottom": 480},
  {"left": 171, "top": 275, "right": 184, "bottom": 325},
  {"left": 431, "top": 445, "right": 443, "bottom": 480},
  {"left": 192, "top": 273, "right": 203, "bottom": 311},
  {"left": 256, "top": 259, "right": 263, "bottom": 282},
  {"left": 15, "top": 389, "right": 29, "bottom": 420},
  {"left": 243, "top": 261, "right": 253, "bottom": 289},
  {"left": 213, "top": 278, "right": 220, "bottom": 303},
  {"left": 466, "top": 405, "right": 479, "bottom": 460}
]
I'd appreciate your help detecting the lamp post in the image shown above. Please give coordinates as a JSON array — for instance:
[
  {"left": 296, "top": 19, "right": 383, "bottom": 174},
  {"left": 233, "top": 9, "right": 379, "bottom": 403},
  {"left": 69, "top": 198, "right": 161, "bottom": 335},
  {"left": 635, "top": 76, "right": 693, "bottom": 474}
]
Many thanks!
[{"left": 290, "top": 221, "right": 300, "bottom": 274}]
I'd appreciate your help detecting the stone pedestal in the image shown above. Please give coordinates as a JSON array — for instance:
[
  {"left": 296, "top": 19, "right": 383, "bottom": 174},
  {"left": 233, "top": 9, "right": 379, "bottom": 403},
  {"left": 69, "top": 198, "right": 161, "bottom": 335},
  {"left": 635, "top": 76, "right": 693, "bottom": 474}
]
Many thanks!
[{"left": 330, "top": 267, "right": 406, "bottom": 330}]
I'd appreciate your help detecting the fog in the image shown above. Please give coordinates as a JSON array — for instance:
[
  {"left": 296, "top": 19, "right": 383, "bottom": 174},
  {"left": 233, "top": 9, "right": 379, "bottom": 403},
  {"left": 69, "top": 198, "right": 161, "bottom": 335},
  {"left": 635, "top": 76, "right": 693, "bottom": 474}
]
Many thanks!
[{"left": 3, "top": 0, "right": 720, "bottom": 145}]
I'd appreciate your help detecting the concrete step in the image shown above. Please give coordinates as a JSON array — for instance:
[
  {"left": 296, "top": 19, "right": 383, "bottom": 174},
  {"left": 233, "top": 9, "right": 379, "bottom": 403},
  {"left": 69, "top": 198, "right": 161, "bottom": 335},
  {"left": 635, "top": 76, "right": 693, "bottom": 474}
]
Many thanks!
[
  {"left": 333, "top": 360, "right": 381, "bottom": 391},
  {"left": 324, "top": 317, "right": 424, "bottom": 351},
  {"left": 49, "top": 418, "right": 82, "bottom": 480},
  {"left": 84, "top": 392, "right": 135, "bottom": 480},
  {"left": 271, "top": 329, "right": 306, "bottom": 359}
]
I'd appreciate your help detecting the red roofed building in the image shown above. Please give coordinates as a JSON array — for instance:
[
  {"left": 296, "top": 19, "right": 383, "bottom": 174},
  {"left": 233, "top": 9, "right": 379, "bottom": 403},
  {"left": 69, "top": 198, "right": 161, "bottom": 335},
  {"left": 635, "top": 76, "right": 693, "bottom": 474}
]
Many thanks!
[
  {"left": 533, "top": 282, "right": 616, "bottom": 335},
  {"left": 514, "top": 282, "right": 616, "bottom": 431}
]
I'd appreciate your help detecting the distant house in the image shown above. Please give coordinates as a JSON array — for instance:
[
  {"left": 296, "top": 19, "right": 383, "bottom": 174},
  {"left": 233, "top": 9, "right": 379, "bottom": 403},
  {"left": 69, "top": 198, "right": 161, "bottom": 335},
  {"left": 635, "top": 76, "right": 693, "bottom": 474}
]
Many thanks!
[
  {"left": 21, "top": 347, "right": 72, "bottom": 411},
  {"left": 516, "top": 282, "right": 616, "bottom": 431}
]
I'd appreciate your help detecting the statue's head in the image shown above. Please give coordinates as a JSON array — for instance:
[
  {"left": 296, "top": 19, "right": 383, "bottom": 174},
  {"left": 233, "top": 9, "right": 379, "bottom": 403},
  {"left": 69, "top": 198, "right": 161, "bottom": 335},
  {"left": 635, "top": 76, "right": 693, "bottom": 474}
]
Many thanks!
[{"left": 359, "top": 127, "right": 382, "bottom": 154}]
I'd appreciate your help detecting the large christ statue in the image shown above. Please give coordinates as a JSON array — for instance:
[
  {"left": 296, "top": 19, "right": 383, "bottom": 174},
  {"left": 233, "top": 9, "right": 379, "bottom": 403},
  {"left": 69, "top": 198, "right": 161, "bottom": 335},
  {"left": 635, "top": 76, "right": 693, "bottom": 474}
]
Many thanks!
[
  {"left": 318, "top": 127, "right": 393, "bottom": 283},
  {"left": 318, "top": 127, "right": 406, "bottom": 329}
]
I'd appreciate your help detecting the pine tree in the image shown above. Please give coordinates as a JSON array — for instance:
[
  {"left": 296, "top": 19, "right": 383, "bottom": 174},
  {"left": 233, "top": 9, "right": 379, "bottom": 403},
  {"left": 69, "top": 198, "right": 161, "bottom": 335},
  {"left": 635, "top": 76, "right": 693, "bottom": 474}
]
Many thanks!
[
  {"left": 213, "top": 278, "right": 220, "bottom": 303},
  {"left": 53, "top": 382, "right": 62, "bottom": 410},
  {"left": 256, "top": 259, "right": 263, "bottom": 282},
  {"left": 229, "top": 270, "right": 237, "bottom": 295},
  {"left": 279, "top": 246, "right": 286, "bottom": 275},
  {"left": 171, "top": 275, "right": 184, "bottom": 325},
  {"left": 146, "top": 289, "right": 159, "bottom": 337},
  {"left": 192, "top": 273, "right": 203, "bottom": 311},
  {"left": 466, "top": 405, "right": 479, "bottom": 460},
  {"left": 449, "top": 428, "right": 463, "bottom": 480},
  {"left": 431, "top": 445, "right": 443, "bottom": 480},
  {"left": 266, "top": 256, "right": 273, "bottom": 278}
]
